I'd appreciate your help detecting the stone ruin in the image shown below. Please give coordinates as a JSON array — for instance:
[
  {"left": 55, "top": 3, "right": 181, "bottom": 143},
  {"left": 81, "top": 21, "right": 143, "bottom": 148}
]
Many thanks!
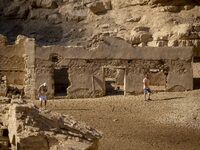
[
  {"left": 0, "top": 98, "right": 102, "bottom": 150},
  {"left": 0, "top": 34, "right": 194, "bottom": 99}
]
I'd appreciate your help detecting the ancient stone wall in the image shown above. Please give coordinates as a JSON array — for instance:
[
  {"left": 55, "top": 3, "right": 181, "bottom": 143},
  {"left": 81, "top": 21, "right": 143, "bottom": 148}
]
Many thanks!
[
  {"left": 35, "top": 38, "right": 193, "bottom": 98},
  {"left": 23, "top": 37, "right": 36, "bottom": 99},
  {"left": 0, "top": 35, "right": 36, "bottom": 98},
  {"left": 0, "top": 35, "right": 25, "bottom": 88},
  {"left": 35, "top": 57, "right": 192, "bottom": 98}
]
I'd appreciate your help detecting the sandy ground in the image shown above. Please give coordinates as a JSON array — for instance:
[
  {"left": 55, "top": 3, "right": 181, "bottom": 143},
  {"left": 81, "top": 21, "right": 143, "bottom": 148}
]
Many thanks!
[{"left": 34, "top": 90, "right": 200, "bottom": 150}]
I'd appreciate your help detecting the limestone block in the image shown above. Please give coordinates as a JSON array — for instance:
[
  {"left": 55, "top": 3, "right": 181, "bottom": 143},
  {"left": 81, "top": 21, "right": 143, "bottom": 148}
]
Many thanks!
[
  {"left": 177, "top": 40, "right": 193, "bottom": 47},
  {"left": 47, "top": 13, "right": 62, "bottom": 24},
  {"left": 126, "top": 16, "right": 141, "bottom": 22},
  {"left": 131, "top": 31, "right": 152, "bottom": 44},
  {"left": 34, "top": 0, "right": 58, "bottom": 8},
  {"left": 193, "top": 40, "right": 200, "bottom": 48},
  {"left": 3, "top": 4, "right": 19, "bottom": 17},
  {"left": 16, "top": 3, "right": 30, "bottom": 19},
  {"left": 153, "top": 31, "right": 169, "bottom": 41},
  {"left": 178, "top": 40, "right": 187, "bottom": 46},
  {"left": 5, "top": 103, "right": 102, "bottom": 150},
  {"left": 194, "top": 23, "right": 200, "bottom": 32},
  {"left": 148, "top": 40, "right": 167, "bottom": 47},
  {"left": 172, "top": 24, "right": 193, "bottom": 40},
  {"left": 184, "top": 5, "right": 195, "bottom": 10},
  {"left": 168, "top": 40, "right": 178, "bottom": 47},
  {"left": 102, "top": 0, "right": 112, "bottom": 10},
  {"left": 140, "top": 32, "right": 153, "bottom": 43},
  {"left": 82, "top": 0, "right": 96, "bottom": 5},
  {"left": 59, "top": 4, "right": 88, "bottom": 22},
  {"left": 138, "top": 42, "right": 147, "bottom": 47},
  {"left": 87, "top": 1, "right": 107, "bottom": 14},
  {"left": 28, "top": 9, "right": 52, "bottom": 20},
  {"left": 2, "top": 1, "right": 29, "bottom": 18},
  {"left": 188, "top": 32, "right": 199, "bottom": 39},
  {"left": 185, "top": 40, "right": 193, "bottom": 46},
  {"left": 156, "top": 40, "right": 168, "bottom": 47},
  {"left": 19, "top": 135, "right": 49, "bottom": 150},
  {"left": 15, "top": 35, "right": 27, "bottom": 44},
  {"left": 0, "top": 104, "right": 9, "bottom": 125},
  {"left": 99, "top": 24, "right": 110, "bottom": 28},
  {"left": 0, "top": 84, "right": 7, "bottom": 96},
  {"left": 111, "top": 0, "right": 149, "bottom": 9},
  {"left": 116, "top": 31, "right": 131, "bottom": 42},
  {"left": 133, "top": 26, "right": 150, "bottom": 32},
  {"left": 162, "top": 6, "right": 180, "bottom": 13},
  {"left": 0, "top": 35, "right": 7, "bottom": 45},
  {"left": 148, "top": 0, "right": 168, "bottom": 5},
  {"left": 130, "top": 34, "right": 140, "bottom": 44}
]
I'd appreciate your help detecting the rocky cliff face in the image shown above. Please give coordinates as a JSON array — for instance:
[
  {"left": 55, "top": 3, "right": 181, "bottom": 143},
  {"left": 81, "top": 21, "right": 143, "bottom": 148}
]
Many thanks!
[{"left": 0, "top": 0, "right": 199, "bottom": 53}]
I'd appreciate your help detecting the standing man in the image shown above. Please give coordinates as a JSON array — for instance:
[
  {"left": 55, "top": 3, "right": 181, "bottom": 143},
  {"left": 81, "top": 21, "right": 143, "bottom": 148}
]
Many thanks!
[
  {"left": 143, "top": 74, "right": 151, "bottom": 101},
  {"left": 38, "top": 82, "right": 48, "bottom": 109}
]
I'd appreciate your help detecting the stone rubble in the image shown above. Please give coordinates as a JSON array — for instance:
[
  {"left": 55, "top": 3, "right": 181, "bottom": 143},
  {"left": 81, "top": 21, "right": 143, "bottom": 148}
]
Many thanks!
[{"left": 0, "top": 98, "right": 102, "bottom": 150}]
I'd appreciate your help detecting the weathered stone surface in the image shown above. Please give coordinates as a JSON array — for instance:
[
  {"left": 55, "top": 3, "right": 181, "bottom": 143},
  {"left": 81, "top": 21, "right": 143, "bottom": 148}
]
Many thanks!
[
  {"left": 33, "top": 0, "right": 58, "bottom": 8},
  {"left": 133, "top": 26, "right": 150, "bottom": 32},
  {"left": 131, "top": 30, "right": 152, "bottom": 44},
  {"left": 0, "top": 98, "right": 102, "bottom": 150},
  {"left": 172, "top": 24, "right": 193, "bottom": 40},
  {"left": 126, "top": 16, "right": 141, "bottom": 22},
  {"left": 184, "top": 5, "right": 195, "bottom": 10},
  {"left": 153, "top": 31, "right": 169, "bottom": 41},
  {"left": 115, "top": 69, "right": 125, "bottom": 85},
  {"left": 0, "top": 0, "right": 199, "bottom": 52},
  {"left": 194, "top": 23, "right": 200, "bottom": 32},
  {"left": 162, "top": 6, "right": 180, "bottom": 13},
  {"left": 28, "top": 9, "right": 53, "bottom": 20},
  {"left": 3, "top": 4, "right": 20, "bottom": 17},
  {"left": 0, "top": 35, "right": 7, "bottom": 45},
  {"left": 47, "top": 13, "right": 62, "bottom": 24},
  {"left": 168, "top": 40, "right": 178, "bottom": 47},
  {"left": 59, "top": 4, "right": 88, "bottom": 22},
  {"left": 87, "top": 1, "right": 107, "bottom": 14},
  {"left": 102, "top": 0, "right": 112, "bottom": 10},
  {"left": 111, "top": 0, "right": 149, "bottom": 9}
]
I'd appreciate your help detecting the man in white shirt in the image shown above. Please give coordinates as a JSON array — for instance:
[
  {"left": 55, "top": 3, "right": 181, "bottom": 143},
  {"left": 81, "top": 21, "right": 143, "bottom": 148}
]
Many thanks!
[
  {"left": 143, "top": 74, "right": 152, "bottom": 101},
  {"left": 38, "top": 82, "right": 48, "bottom": 109}
]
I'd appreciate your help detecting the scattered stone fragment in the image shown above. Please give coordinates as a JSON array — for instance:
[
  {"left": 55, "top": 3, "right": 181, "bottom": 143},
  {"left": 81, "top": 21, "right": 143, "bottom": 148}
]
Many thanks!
[{"left": 0, "top": 98, "right": 102, "bottom": 150}]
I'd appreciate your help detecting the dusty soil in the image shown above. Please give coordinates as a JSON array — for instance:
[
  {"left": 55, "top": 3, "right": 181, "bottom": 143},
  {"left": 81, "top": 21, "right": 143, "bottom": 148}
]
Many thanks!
[{"left": 34, "top": 90, "right": 200, "bottom": 150}]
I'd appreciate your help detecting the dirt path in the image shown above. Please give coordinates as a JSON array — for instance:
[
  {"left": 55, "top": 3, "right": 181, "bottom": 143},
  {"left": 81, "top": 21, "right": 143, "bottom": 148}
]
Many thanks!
[{"left": 34, "top": 90, "right": 200, "bottom": 150}]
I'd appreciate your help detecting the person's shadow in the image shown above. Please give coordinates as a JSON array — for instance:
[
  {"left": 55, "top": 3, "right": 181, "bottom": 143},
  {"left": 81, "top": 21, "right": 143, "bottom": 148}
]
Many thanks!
[{"left": 151, "top": 97, "right": 184, "bottom": 101}]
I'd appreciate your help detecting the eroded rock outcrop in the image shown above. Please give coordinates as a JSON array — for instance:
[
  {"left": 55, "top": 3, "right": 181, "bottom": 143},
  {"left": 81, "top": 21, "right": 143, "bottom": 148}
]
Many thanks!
[
  {"left": 0, "top": 0, "right": 199, "bottom": 55},
  {"left": 0, "top": 98, "right": 102, "bottom": 150}
]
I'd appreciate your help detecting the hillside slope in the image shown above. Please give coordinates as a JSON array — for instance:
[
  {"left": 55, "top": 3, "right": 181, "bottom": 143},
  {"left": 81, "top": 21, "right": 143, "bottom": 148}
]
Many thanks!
[{"left": 0, "top": 0, "right": 199, "bottom": 53}]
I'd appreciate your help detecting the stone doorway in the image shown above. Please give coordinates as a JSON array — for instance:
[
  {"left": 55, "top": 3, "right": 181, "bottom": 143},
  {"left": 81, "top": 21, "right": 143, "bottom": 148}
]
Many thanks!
[
  {"left": 103, "top": 66, "right": 126, "bottom": 96},
  {"left": 53, "top": 68, "right": 70, "bottom": 96},
  {"left": 148, "top": 69, "right": 167, "bottom": 92},
  {"left": 0, "top": 127, "right": 11, "bottom": 149}
]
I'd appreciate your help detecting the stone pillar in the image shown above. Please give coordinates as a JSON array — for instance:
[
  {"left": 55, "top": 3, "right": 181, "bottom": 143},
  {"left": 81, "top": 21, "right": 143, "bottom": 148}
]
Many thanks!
[{"left": 23, "top": 38, "right": 36, "bottom": 99}]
